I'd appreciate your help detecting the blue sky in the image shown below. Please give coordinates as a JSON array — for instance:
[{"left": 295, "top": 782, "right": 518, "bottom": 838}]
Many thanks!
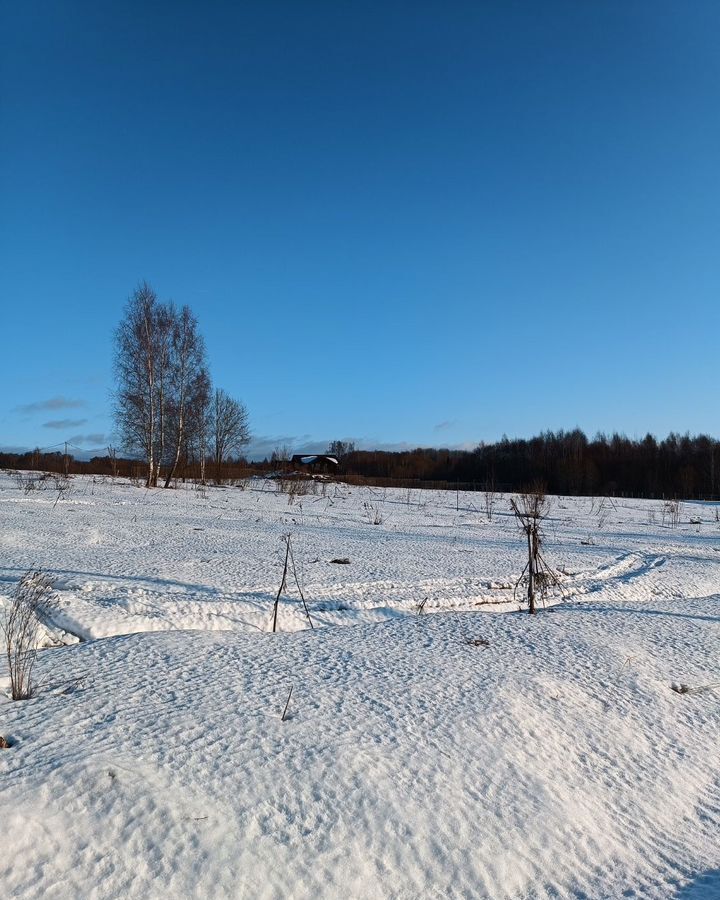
[{"left": 2, "top": 1, "right": 719, "bottom": 459}]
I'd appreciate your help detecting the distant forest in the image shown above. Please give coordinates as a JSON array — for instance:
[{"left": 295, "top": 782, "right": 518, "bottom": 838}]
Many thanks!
[
  {"left": 2, "top": 430, "right": 719, "bottom": 500},
  {"left": 338, "top": 431, "right": 720, "bottom": 499}
]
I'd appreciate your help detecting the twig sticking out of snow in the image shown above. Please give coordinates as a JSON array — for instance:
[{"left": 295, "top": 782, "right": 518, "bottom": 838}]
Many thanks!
[
  {"left": 272, "top": 535, "right": 314, "bottom": 633},
  {"left": 272, "top": 539, "right": 291, "bottom": 633},
  {"left": 281, "top": 685, "right": 293, "bottom": 721},
  {"left": 287, "top": 538, "right": 313, "bottom": 628}
]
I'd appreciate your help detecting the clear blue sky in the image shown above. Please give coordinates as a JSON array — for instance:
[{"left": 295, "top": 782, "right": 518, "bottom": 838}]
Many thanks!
[{"left": 2, "top": 1, "right": 719, "bottom": 459}]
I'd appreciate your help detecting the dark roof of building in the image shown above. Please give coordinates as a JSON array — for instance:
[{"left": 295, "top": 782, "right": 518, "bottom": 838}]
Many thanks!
[{"left": 290, "top": 454, "right": 339, "bottom": 466}]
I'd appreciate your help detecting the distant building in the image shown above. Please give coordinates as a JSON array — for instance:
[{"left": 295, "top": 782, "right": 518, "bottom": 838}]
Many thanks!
[{"left": 290, "top": 454, "right": 339, "bottom": 474}]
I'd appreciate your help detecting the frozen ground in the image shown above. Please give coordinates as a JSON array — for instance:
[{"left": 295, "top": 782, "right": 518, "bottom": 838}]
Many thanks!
[{"left": 1, "top": 472, "right": 719, "bottom": 898}]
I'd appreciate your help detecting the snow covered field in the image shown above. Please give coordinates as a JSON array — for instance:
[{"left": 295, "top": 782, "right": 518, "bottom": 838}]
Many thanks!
[{"left": 1, "top": 472, "right": 719, "bottom": 898}]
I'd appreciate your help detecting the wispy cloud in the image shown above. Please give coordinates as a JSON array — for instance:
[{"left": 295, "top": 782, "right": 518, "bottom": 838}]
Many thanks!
[
  {"left": 42, "top": 418, "right": 88, "bottom": 430},
  {"left": 434, "top": 419, "right": 457, "bottom": 432},
  {"left": 15, "top": 396, "right": 86, "bottom": 414},
  {"left": 69, "top": 433, "right": 107, "bottom": 447}
]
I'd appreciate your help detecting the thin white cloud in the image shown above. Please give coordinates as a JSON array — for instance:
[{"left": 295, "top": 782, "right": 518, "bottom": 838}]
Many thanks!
[
  {"left": 68, "top": 433, "right": 107, "bottom": 447},
  {"left": 43, "top": 419, "right": 88, "bottom": 429},
  {"left": 15, "top": 396, "right": 86, "bottom": 414}
]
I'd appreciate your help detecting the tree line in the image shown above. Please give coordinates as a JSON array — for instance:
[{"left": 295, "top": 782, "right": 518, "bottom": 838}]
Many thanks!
[
  {"left": 114, "top": 282, "right": 249, "bottom": 486},
  {"left": 3, "top": 429, "right": 719, "bottom": 500},
  {"left": 335, "top": 430, "right": 720, "bottom": 499}
]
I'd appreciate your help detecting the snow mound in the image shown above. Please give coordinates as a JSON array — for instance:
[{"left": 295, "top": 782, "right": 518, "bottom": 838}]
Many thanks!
[{"left": 2, "top": 599, "right": 719, "bottom": 898}]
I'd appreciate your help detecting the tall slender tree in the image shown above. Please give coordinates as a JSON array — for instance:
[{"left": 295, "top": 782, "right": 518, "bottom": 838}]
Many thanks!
[
  {"left": 163, "top": 305, "right": 209, "bottom": 487},
  {"left": 114, "top": 284, "right": 211, "bottom": 488},
  {"left": 114, "top": 282, "right": 163, "bottom": 487},
  {"left": 212, "top": 388, "right": 250, "bottom": 482},
  {"left": 189, "top": 368, "right": 212, "bottom": 485}
]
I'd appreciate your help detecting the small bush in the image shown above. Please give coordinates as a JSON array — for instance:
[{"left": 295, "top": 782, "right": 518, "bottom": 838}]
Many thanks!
[
  {"left": 662, "top": 498, "right": 682, "bottom": 529},
  {"left": 2, "top": 570, "right": 56, "bottom": 700},
  {"left": 363, "top": 501, "right": 383, "bottom": 525}
]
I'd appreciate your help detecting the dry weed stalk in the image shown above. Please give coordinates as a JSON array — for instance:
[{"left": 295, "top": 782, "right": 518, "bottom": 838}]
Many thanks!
[{"left": 483, "top": 477, "right": 497, "bottom": 521}]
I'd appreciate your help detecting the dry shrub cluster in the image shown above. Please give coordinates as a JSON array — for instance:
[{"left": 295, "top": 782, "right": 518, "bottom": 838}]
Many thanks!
[{"left": 2, "top": 571, "right": 56, "bottom": 700}]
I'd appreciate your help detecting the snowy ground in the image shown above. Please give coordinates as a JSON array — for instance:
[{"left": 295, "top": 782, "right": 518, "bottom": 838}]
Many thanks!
[{"left": 1, "top": 472, "right": 719, "bottom": 898}]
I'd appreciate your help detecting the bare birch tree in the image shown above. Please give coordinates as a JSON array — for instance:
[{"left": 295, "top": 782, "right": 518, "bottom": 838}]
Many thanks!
[
  {"left": 154, "top": 302, "right": 173, "bottom": 486},
  {"left": 212, "top": 388, "right": 250, "bottom": 482},
  {"left": 115, "top": 285, "right": 200, "bottom": 487},
  {"left": 114, "top": 282, "right": 162, "bottom": 487},
  {"left": 115, "top": 284, "right": 245, "bottom": 487},
  {"left": 191, "top": 369, "right": 212, "bottom": 485},
  {"left": 163, "top": 305, "right": 209, "bottom": 487}
]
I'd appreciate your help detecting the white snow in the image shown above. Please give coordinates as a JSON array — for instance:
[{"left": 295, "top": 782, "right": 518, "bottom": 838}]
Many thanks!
[{"left": 1, "top": 473, "right": 719, "bottom": 898}]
